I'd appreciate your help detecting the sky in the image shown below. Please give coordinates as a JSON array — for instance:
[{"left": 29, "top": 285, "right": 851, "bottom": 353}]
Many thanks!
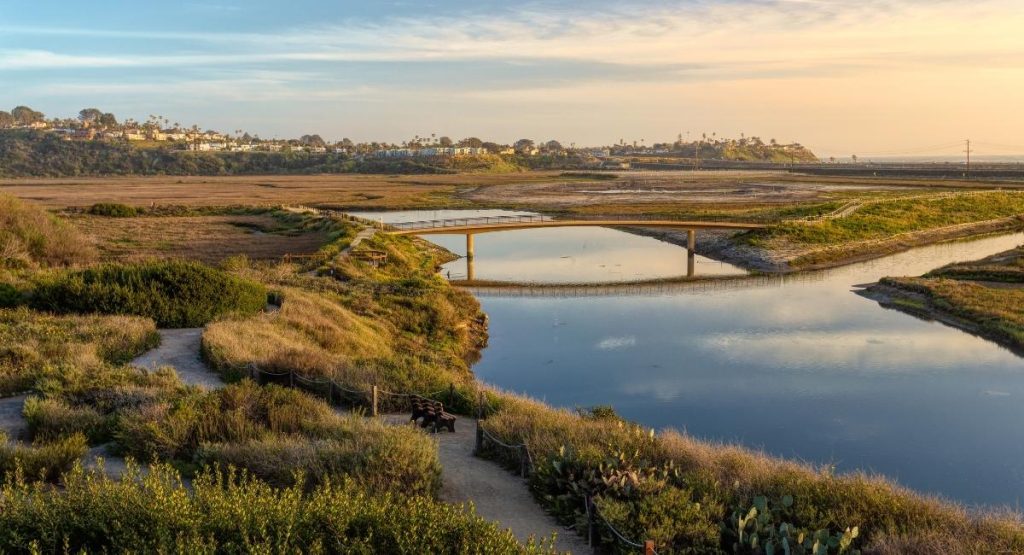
[{"left": 1, "top": 0, "right": 1022, "bottom": 156}]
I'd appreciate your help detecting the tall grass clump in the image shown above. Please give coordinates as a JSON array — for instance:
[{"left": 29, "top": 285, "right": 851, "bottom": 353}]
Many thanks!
[
  {"left": 109, "top": 380, "right": 441, "bottom": 494},
  {"left": 0, "top": 464, "right": 554, "bottom": 553},
  {"left": 31, "top": 260, "right": 267, "bottom": 327},
  {"left": 0, "top": 193, "right": 96, "bottom": 268},
  {"left": 0, "top": 432, "right": 88, "bottom": 483},
  {"left": 0, "top": 308, "right": 158, "bottom": 395}
]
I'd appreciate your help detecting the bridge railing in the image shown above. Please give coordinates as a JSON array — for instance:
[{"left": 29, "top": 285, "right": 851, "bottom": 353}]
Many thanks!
[{"left": 388, "top": 214, "right": 554, "bottom": 231}]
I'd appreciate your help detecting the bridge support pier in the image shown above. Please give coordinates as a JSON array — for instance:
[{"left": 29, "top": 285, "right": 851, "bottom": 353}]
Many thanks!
[
  {"left": 466, "top": 234, "right": 475, "bottom": 281},
  {"left": 686, "top": 229, "right": 696, "bottom": 277}
]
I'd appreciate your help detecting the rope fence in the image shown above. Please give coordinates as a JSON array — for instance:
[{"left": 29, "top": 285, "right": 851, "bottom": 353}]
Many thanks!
[{"left": 240, "top": 363, "right": 473, "bottom": 417}]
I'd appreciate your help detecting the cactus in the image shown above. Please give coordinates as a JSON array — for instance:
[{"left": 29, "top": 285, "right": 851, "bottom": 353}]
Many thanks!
[{"left": 727, "top": 495, "right": 860, "bottom": 555}]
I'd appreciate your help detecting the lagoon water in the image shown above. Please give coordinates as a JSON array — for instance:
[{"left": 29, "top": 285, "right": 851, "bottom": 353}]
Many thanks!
[{"left": 353, "top": 209, "right": 1024, "bottom": 507}]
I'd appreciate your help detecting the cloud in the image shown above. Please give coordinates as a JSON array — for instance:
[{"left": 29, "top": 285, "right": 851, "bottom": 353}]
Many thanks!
[{"left": 2, "top": 0, "right": 1020, "bottom": 73}]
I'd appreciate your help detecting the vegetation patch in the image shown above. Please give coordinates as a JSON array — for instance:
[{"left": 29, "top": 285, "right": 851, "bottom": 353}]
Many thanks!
[
  {"left": 86, "top": 202, "right": 138, "bottom": 217},
  {"left": 479, "top": 391, "right": 1024, "bottom": 553},
  {"left": 203, "top": 230, "right": 486, "bottom": 399},
  {"left": 0, "top": 308, "right": 158, "bottom": 395},
  {"left": 31, "top": 260, "right": 267, "bottom": 327},
  {"left": 0, "top": 193, "right": 96, "bottom": 269},
  {"left": 0, "top": 464, "right": 552, "bottom": 553}
]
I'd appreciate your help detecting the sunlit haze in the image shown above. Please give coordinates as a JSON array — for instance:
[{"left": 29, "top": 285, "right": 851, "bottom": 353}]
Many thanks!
[{"left": 2, "top": 0, "right": 1022, "bottom": 156}]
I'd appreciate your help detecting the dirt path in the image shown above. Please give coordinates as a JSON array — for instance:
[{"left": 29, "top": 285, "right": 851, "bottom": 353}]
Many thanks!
[
  {"left": 385, "top": 415, "right": 589, "bottom": 553},
  {"left": 131, "top": 328, "right": 223, "bottom": 389},
  {"left": 339, "top": 227, "right": 377, "bottom": 257},
  {"left": 0, "top": 394, "right": 28, "bottom": 441}
]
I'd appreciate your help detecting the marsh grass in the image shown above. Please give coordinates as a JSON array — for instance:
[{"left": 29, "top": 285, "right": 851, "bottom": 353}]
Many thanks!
[
  {"left": 0, "top": 308, "right": 158, "bottom": 395},
  {"left": 754, "top": 191, "right": 1024, "bottom": 246},
  {"left": 0, "top": 193, "right": 96, "bottom": 268}
]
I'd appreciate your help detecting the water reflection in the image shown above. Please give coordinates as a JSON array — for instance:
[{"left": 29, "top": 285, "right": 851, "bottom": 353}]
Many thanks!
[{"left": 471, "top": 231, "right": 1024, "bottom": 507}]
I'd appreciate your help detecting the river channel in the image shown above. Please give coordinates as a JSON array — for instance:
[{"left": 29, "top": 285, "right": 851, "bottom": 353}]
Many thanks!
[{"left": 350, "top": 209, "right": 1024, "bottom": 508}]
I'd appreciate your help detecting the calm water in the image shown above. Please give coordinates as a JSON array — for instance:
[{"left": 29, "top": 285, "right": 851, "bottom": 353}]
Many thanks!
[{"left": 353, "top": 210, "right": 1024, "bottom": 507}]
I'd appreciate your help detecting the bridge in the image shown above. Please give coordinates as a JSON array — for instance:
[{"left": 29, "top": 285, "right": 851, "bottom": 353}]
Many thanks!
[
  {"left": 385, "top": 215, "right": 765, "bottom": 235},
  {"left": 384, "top": 215, "right": 765, "bottom": 281}
]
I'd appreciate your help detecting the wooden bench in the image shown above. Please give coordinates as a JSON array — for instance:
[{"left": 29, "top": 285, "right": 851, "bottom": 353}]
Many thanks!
[{"left": 410, "top": 397, "right": 455, "bottom": 433}]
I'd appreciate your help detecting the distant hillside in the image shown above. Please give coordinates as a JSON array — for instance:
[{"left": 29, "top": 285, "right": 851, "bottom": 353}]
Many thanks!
[{"left": 0, "top": 131, "right": 522, "bottom": 177}]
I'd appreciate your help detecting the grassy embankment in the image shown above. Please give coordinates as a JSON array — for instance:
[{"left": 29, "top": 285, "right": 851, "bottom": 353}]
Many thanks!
[
  {"left": 0, "top": 194, "right": 546, "bottom": 552},
  {"left": 202, "top": 228, "right": 486, "bottom": 405},
  {"left": 739, "top": 191, "right": 1024, "bottom": 270},
  {"left": 868, "top": 245, "right": 1024, "bottom": 353}
]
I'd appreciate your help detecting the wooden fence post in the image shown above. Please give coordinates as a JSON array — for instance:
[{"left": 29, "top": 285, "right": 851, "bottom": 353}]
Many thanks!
[
  {"left": 475, "top": 420, "right": 483, "bottom": 454},
  {"left": 289, "top": 371, "right": 294, "bottom": 388},
  {"left": 372, "top": 385, "right": 379, "bottom": 417},
  {"left": 477, "top": 390, "right": 484, "bottom": 420},
  {"left": 519, "top": 445, "right": 528, "bottom": 478},
  {"left": 586, "top": 497, "right": 595, "bottom": 548},
  {"left": 645, "top": 540, "right": 656, "bottom": 554},
  {"left": 448, "top": 382, "right": 455, "bottom": 406},
  {"left": 328, "top": 381, "right": 335, "bottom": 405}
]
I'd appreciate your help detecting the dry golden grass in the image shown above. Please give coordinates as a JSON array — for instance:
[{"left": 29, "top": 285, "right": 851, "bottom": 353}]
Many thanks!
[
  {"left": 70, "top": 213, "right": 330, "bottom": 263},
  {"left": 202, "top": 287, "right": 391, "bottom": 381},
  {"left": 0, "top": 193, "right": 96, "bottom": 268},
  {"left": 0, "top": 308, "right": 159, "bottom": 394}
]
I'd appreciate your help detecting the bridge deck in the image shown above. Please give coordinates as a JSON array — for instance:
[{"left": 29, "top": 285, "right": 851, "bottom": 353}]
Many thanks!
[{"left": 388, "top": 219, "right": 765, "bottom": 235}]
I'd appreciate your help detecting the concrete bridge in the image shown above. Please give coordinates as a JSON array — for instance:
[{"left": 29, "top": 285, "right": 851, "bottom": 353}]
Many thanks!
[
  {"left": 385, "top": 215, "right": 765, "bottom": 281},
  {"left": 386, "top": 215, "right": 765, "bottom": 236}
]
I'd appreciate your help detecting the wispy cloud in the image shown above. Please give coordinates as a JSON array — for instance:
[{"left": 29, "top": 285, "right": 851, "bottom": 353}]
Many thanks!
[{"left": 2, "top": 0, "right": 1020, "bottom": 72}]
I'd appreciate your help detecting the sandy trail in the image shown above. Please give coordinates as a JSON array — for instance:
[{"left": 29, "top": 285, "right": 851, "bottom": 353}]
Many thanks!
[
  {"left": 131, "top": 328, "right": 222, "bottom": 388},
  {"left": 384, "top": 414, "right": 589, "bottom": 553}
]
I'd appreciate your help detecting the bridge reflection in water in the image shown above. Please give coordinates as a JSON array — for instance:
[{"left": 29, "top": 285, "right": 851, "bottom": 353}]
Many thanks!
[{"left": 453, "top": 271, "right": 830, "bottom": 298}]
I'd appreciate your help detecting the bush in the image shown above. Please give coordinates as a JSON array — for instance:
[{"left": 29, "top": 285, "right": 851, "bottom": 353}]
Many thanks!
[
  {"left": 0, "top": 464, "right": 554, "bottom": 553},
  {"left": 0, "top": 308, "right": 159, "bottom": 396},
  {"left": 31, "top": 260, "right": 267, "bottom": 328},
  {"left": 87, "top": 202, "right": 138, "bottom": 217},
  {"left": 0, "top": 433, "right": 88, "bottom": 483},
  {"left": 0, "top": 283, "right": 20, "bottom": 308},
  {"left": 23, "top": 397, "right": 106, "bottom": 443},
  {"left": 114, "top": 381, "right": 442, "bottom": 493}
]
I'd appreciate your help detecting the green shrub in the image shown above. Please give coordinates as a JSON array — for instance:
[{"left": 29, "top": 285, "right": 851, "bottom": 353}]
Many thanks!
[
  {"left": 0, "top": 433, "right": 88, "bottom": 483},
  {"left": 0, "top": 464, "right": 554, "bottom": 553},
  {"left": 87, "top": 202, "right": 138, "bottom": 217},
  {"left": 23, "top": 397, "right": 107, "bottom": 443},
  {"left": 0, "top": 283, "right": 21, "bottom": 308},
  {"left": 114, "top": 381, "right": 442, "bottom": 493},
  {"left": 31, "top": 260, "right": 267, "bottom": 328}
]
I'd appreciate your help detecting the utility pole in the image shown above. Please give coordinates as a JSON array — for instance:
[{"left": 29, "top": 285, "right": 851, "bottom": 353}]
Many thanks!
[{"left": 964, "top": 139, "right": 972, "bottom": 178}]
